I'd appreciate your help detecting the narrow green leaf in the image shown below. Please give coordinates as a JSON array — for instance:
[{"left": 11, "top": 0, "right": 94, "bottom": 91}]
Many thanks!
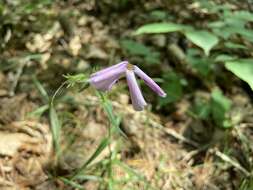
[
  {"left": 135, "top": 23, "right": 186, "bottom": 35},
  {"left": 184, "top": 30, "right": 219, "bottom": 56},
  {"left": 75, "top": 175, "right": 102, "bottom": 181},
  {"left": 59, "top": 177, "right": 85, "bottom": 190},
  {"left": 225, "top": 59, "right": 253, "bottom": 91},
  {"left": 32, "top": 76, "right": 49, "bottom": 103},
  {"left": 98, "top": 92, "right": 127, "bottom": 138},
  {"left": 27, "top": 104, "right": 49, "bottom": 118},
  {"left": 49, "top": 105, "right": 61, "bottom": 152}
]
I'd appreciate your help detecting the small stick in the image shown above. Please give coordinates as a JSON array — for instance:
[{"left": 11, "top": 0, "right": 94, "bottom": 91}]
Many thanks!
[
  {"left": 163, "top": 128, "right": 199, "bottom": 148},
  {"left": 214, "top": 149, "right": 250, "bottom": 176},
  {"left": 9, "top": 60, "right": 27, "bottom": 96}
]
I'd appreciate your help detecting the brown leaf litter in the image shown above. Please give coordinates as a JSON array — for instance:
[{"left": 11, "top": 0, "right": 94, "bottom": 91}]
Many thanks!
[{"left": 0, "top": 95, "right": 52, "bottom": 190}]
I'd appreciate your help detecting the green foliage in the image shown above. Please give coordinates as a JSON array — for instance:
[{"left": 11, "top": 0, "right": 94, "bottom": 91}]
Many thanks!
[
  {"left": 192, "top": 98, "right": 210, "bottom": 120},
  {"left": 191, "top": 89, "right": 232, "bottom": 129},
  {"left": 149, "top": 10, "right": 168, "bottom": 20},
  {"left": 211, "top": 89, "right": 232, "bottom": 128},
  {"left": 22, "top": 0, "right": 53, "bottom": 13},
  {"left": 225, "top": 59, "right": 253, "bottom": 90},
  {"left": 135, "top": 3, "right": 253, "bottom": 92},
  {"left": 224, "top": 42, "right": 247, "bottom": 50},
  {"left": 135, "top": 23, "right": 219, "bottom": 56},
  {"left": 135, "top": 23, "right": 186, "bottom": 34},
  {"left": 60, "top": 177, "right": 85, "bottom": 190},
  {"left": 187, "top": 49, "right": 213, "bottom": 77},
  {"left": 27, "top": 104, "right": 49, "bottom": 118},
  {"left": 159, "top": 72, "right": 184, "bottom": 106},
  {"left": 50, "top": 105, "right": 62, "bottom": 153},
  {"left": 98, "top": 92, "right": 126, "bottom": 137},
  {"left": 184, "top": 30, "right": 218, "bottom": 56},
  {"left": 32, "top": 76, "right": 49, "bottom": 103},
  {"left": 239, "top": 177, "right": 253, "bottom": 190},
  {"left": 121, "top": 39, "right": 160, "bottom": 64},
  {"left": 64, "top": 73, "right": 89, "bottom": 91}
]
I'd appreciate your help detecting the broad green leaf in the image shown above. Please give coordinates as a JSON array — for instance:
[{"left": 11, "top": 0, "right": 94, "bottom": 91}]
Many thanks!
[
  {"left": 237, "top": 29, "right": 253, "bottom": 42},
  {"left": 214, "top": 25, "right": 253, "bottom": 42},
  {"left": 225, "top": 59, "right": 253, "bottom": 90},
  {"left": 214, "top": 54, "right": 237, "bottom": 62},
  {"left": 184, "top": 30, "right": 219, "bottom": 56},
  {"left": 135, "top": 23, "right": 186, "bottom": 35},
  {"left": 224, "top": 17, "right": 246, "bottom": 28},
  {"left": 233, "top": 11, "right": 253, "bottom": 22},
  {"left": 208, "top": 21, "right": 226, "bottom": 28},
  {"left": 224, "top": 42, "right": 247, "bottom": 49}
]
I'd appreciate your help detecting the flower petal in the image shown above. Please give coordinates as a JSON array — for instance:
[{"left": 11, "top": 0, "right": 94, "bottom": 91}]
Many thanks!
[
  {"left": 91, "top": 61, "right": 128, "bottom": 77},
  {"left": 90, "top": 75, "right": 119, "bottom": 91},
  {"left": 126, "top": 69, "right": 147, "bottom": 111},
  {"left": 133, "top": 65, "right": 166, "bottom": 97},
  {"left": 89, "top": 62, "right": 127, "bottom": 91},
  {"left": 90, "top": 62, "right": 127, "bottom": 84}
]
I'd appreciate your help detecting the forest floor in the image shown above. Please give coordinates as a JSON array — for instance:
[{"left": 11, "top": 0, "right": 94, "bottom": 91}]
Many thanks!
[{"left": 0, "top": 1, "right": 252, "bottom": 189}]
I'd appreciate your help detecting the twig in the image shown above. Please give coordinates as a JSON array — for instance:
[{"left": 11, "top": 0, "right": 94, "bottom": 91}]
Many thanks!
[
  {"left": 183, "top": 144, "right": 210, "bottom": 163},
  {"left": 163, "top": 128, "right": 199, "bottom": 148},
  {"left": 214, "top": 149, "right": 251, "bottom": 176},
  {"left": 9, "top": 60, "right": 27, "bottom": 96}
]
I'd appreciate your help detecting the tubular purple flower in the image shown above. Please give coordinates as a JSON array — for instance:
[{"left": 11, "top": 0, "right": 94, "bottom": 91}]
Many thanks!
[
  {"left": 133, "top": 65, "right": 167, "bottom": 97},
  {"left": 89, "top": 61, "right": 167, "bottom": 111},
  {"left": 89, "top": 62, "right": 127, "bottom": 91},
  {"left": 126, "top": 69, "right": 147, "bottom": 111}
]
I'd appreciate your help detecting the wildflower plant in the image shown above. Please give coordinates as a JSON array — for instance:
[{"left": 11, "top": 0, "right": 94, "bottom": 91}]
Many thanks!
[{"left": 48, "top": 62, "right": 166, "bottom": 188}]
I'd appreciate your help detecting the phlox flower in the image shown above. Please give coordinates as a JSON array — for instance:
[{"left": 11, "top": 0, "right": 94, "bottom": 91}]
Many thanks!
[{"left": 89, "top": 61, "right": 166, "bottom": 111}]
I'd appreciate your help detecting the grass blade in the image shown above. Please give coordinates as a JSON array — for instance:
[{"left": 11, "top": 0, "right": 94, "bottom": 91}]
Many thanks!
[
  {"left": 98, "top": 92, "right": 127, "bottom": 138},
  {"left": 59, "top": 177, "right": 85, "bottom": 190},
  {"left": 32, "top": 76, "right": 49, "bottom": 103},
  {"left": 49, "top": 105, "right": 61, "bottom": 154},
  {"left": 27, "top": 104, "right": 49, "bottom": 118}
]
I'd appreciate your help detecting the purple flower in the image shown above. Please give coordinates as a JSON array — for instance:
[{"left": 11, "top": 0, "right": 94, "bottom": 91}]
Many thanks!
[{"left": 89, "top": 61, "right": 166, "bottom": 111}]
